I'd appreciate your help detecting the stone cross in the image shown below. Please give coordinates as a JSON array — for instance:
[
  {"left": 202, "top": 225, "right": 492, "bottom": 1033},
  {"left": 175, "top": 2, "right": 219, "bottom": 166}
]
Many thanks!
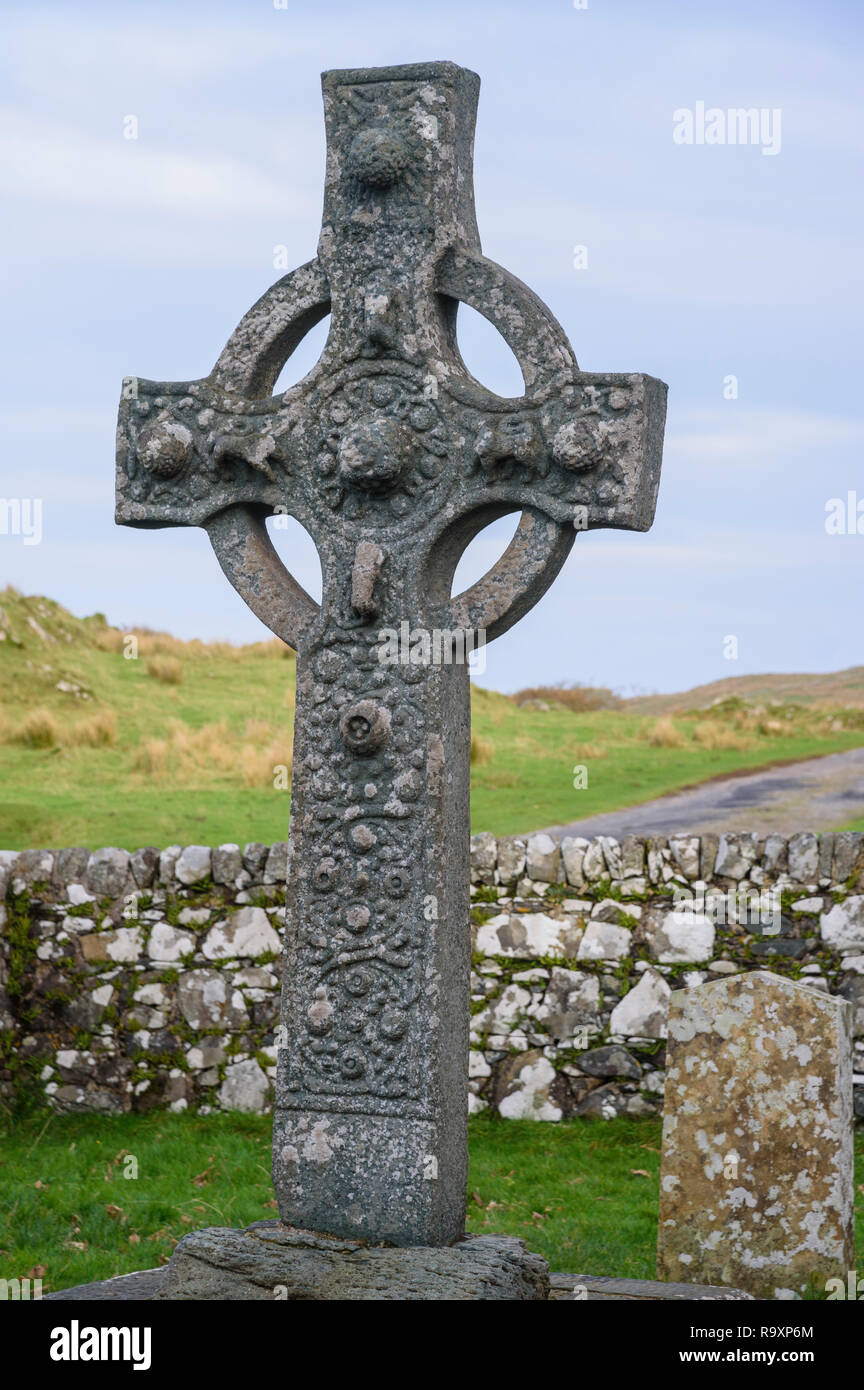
[
  {"left": 657, "top": 971, "right": 854, "bottom": 1299},
  {"left": 116, "top": 61, "right": 667, "bottom": 1247}
]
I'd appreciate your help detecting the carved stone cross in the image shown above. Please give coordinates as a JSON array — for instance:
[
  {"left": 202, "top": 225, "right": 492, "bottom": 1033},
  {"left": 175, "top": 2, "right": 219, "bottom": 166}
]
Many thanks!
[{"left": 116, "top": 61, "right": 666, "bottom": 1248}]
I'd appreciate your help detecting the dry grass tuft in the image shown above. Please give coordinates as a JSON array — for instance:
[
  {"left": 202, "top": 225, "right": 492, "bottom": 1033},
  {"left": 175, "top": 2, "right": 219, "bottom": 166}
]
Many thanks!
[
  {"left": 14, "top": 709, "right": 59, "bottom": 749},
  {"left": 757, "top": 719, "right": 786, "bottom": 737},
  {"left": 240, "top": 740, "right": 294, "bottom": 788},
  {"left": 131, "top": 717, "right": 293, "bottom": 788},
  {"left": 68, "top": 708, "right": 118, "bottom": 748},
  {"left": 691, "top": 720, "right": 751, "bottom": 752},
  {"left": 146, "top": 657, "right": 183, "bottom": 686},
  {"left": 646, "top": 717, "right": 686, "bottom": 749},
  {"left": 93, "top": 625, "right": 295, "bottom": 663},
  {"left": 571, "top": 741, "right": 608, "bottom": 760},
  {"left": 242, "top": 719, "right": 273, "bottom": 744},
  {"left": 471, "top": 733, "right": 495, "bottom": 765},
  {"left": 132, "top": 738, "right": 171, "bottom": 776},
  {"left": 91, "top": 627, "right": 125, "bottom": 655},
  {"left": 244, "top": 638, "right": 296, "bottom": 660}
]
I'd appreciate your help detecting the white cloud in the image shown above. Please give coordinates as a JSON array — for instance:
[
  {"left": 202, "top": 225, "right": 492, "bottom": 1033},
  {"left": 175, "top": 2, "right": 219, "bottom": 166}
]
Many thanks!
[
  {"left": 664, "top": 409, "right": 864, "bottom": 470},
  {"left": 2, "top": 113, "right": 295, "bottom": 214},
  {"left": 3, "top": 14, "right": 318, "bottom": 97},
  {"left": 482, "top": 195, "right": 864, "bottom": 308}
]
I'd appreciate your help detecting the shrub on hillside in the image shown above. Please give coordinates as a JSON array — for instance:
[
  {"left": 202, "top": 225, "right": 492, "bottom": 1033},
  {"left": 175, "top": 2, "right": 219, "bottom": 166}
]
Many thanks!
[{"left": 510, "top": 683, "right": 621, "bottom": 712}]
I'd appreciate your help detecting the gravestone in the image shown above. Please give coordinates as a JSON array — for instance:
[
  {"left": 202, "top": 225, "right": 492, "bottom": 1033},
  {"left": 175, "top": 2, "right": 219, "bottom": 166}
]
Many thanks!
[
  {"left": 116, "top": 60, "right": 666, "bottom": 1292},
  {"left": 657, "top": 971, "right": 854, "bottom": 1300}
]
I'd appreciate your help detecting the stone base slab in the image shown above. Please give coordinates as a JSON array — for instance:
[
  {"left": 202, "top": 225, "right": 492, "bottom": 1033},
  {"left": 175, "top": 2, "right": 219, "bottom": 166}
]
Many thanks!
[
  {"left": 148, "top": 1222, "right": 549, "bottom": 1300},
  {"left": 550, "top": 1274, "right": 754, "bottom": 1301},
  {"left": 43, "top": 1267, "right": 167, "bottom": 1301}
]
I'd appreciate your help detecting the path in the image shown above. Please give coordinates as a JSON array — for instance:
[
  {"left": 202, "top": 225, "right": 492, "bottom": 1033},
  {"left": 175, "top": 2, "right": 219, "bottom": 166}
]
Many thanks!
[{"left": 535, "top": 747, "right": 864, "bottom": 842}]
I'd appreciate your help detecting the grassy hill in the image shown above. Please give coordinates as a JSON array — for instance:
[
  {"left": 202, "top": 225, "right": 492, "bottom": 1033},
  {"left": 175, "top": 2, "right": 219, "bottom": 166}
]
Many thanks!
[
  {"left": 624, "top": 668, "right": 864, "bottom": 715},
  {"left": 1, "top": 587, "right": 863, "bottom": 849}
]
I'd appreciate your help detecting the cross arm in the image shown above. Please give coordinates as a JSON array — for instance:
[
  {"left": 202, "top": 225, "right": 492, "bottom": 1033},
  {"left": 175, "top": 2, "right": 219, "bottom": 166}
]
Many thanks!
[
  {"left": 443, "top": 369, "right": 667, "bottom": 534},
  {"left": 115, "top": 375, "right": 301, "bottom": 529},
  {"left": 115, "top": 376, "right": 324, "bottom": 648},
  {"left": 436, "top": 248, "right": 666, "bottom": 533},
  {"left": 417, "top": 364, "right": 666, "bottom": 643}
]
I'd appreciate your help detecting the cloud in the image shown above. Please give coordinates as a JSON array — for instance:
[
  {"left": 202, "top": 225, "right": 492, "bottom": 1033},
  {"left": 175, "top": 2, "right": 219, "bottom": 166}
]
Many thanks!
[
  {"left": 481, "top": 195, "right": 864, "bottom": 308},
  {"left": 664, "top": 409, "right": 864, "bottom": 470},
  {"left": 2, "top": 113, "right": 297, "bottom": 214},
  {"left": 3, "top": 12, "right": 318, "bottom": 97}
]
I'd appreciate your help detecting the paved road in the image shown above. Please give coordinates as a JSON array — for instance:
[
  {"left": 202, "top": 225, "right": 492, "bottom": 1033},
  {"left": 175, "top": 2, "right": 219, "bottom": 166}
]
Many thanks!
[{"left": 535, "top": 747, "right": 864, "bottom": 842}]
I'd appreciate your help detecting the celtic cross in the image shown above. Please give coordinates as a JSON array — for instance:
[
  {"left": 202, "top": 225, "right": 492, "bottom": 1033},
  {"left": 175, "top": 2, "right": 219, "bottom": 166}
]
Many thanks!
[{"left": 116, "top": 61, "right": 667, "bottom": 1247}]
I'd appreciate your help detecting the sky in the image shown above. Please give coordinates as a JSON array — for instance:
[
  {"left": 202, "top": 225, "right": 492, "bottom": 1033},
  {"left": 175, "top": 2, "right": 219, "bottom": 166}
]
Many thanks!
[{"left": 1, "top": 0, "right": 862, "bottom": 696}]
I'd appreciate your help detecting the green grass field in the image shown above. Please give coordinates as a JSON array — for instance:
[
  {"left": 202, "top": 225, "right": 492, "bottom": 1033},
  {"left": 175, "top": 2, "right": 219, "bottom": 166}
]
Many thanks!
[
  {"left": 2, "top": 588, "right": 864, "bottom": 848},
  {"left": 1, "top": 1111, "right": 862, "bottom": 1292}
]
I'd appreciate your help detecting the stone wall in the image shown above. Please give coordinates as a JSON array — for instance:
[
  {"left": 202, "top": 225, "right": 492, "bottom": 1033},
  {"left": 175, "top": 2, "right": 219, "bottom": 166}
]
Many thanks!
[{"left": 1, "top": 831, "right": 863, "bottom": 1121}]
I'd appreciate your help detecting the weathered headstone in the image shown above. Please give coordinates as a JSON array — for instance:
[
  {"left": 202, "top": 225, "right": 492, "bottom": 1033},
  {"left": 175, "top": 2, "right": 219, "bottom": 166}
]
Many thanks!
[
  {"left": 657, "top": 971, "right": 854, "bottom": 1299},
  {"left": 116, "top": 60, "right": 666, "bottom": 1283}
]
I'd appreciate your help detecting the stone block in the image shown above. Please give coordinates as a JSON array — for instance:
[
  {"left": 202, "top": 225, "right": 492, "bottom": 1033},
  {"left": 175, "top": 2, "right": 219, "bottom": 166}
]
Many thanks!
[
  {"left": 152, "top": 1223, "right": 549, "bottom": 1300},
  {"left": 657, "top": 972, "right": 854, "bottom": 1299}
]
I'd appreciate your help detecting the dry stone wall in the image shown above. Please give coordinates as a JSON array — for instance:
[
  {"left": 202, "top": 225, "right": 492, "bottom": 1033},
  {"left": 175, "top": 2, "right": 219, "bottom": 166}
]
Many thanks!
[{"left": 1, "top": 830, "right": 863, "bottom": 1121}]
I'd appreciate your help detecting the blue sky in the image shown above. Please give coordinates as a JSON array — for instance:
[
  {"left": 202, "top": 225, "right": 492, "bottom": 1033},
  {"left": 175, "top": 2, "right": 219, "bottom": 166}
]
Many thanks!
[{"left": 1, "top": 0, "right": 862, "bottom": 695}]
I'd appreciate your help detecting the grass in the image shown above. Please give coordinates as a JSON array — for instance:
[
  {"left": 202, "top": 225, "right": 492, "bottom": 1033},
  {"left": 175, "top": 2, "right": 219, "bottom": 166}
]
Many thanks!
[
  {"left": 0, "top": 1111, "right": 276, "bottom": 1292},
  {"left": 1, "top": 587, "right": 864, "bottom": 847},
  {"left": 1, "top": 1111, "right": 863, "bottom": 1292},
  {"left": 470, "top": 691, "right": 864, "bottom": 836},
  {"left": 466, "top": 1112, "right": 664, "bottom": 1277}
]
